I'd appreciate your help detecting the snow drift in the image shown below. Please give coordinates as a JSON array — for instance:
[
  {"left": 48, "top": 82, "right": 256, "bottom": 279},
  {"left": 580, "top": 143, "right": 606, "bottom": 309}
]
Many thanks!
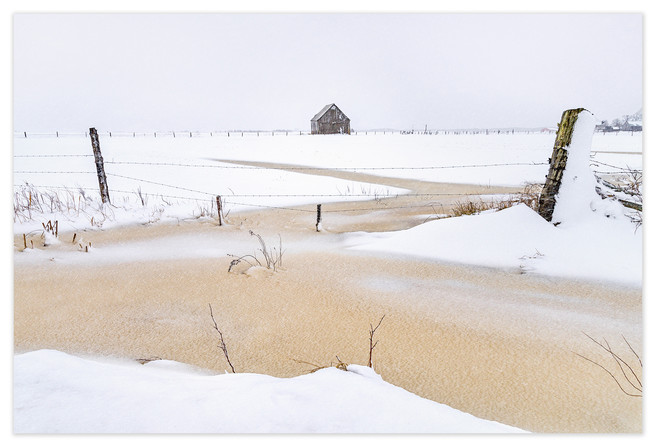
[
  {"left": 13, "top": 350, "right": 525, "bottom": 434},
  {"left": 350, "top": 110, "right": 642, "bottom": 286}
]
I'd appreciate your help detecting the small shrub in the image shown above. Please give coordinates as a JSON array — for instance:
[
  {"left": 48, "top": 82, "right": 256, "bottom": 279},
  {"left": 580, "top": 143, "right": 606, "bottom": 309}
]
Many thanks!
[{"left": 228, "top": 231, "right": 284, "bottom": 273}]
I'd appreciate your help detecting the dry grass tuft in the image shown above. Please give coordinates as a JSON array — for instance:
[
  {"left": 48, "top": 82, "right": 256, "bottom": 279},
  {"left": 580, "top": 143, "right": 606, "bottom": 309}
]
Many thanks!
[
  {"left": 451, "top": 182, "right": 542, "bottom": 217},
  {"left": 292, "top": 356, "right": 349, "bottom": 373}
]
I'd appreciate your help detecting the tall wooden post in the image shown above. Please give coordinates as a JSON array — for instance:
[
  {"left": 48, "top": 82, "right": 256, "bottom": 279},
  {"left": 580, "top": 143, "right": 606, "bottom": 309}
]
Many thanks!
[
  {"left": 89, "top": 127, "right": 111, "bottom": 204},
  {"left": 316, "top": 204, "right": 322, "bottom": 232},
  {"left": 216, "top": 195, "right": 223, "bottom": 226},
  {"left": 537, "top": 108, "right": 586, "bottom": 222}
]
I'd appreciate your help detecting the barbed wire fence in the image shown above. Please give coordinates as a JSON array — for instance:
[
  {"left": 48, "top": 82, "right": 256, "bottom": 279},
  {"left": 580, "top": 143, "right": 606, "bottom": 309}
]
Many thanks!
[
  {"left": 13, "top": 127, "right": 643, "bottom": 140},
  {"left": 16, "top": 128, "right": 562, "bottom": 139},
  {"left": 13, "top": 131, "right": 642, "bottom": 228},
  {"left": 12, "top": 160, "right": 553, "bottom": 213}
]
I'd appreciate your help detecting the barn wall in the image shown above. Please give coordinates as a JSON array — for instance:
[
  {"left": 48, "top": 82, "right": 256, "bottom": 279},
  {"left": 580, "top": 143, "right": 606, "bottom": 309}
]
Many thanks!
[{"left": 312, "top": 106, "right": 350, "bottom": 134}]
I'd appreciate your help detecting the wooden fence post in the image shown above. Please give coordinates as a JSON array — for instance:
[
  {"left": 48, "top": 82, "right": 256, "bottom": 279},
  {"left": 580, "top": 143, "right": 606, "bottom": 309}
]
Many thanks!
[
  {"left": 216, "top": 195, "right": 223, "bottom": 226},
  {"left": 316, "top": 204, "right": 322, "bottom": 232},
  {"left": 537, "top": 108, "right": 586, "bottom": 222},
  {"left": 89, "top": 127, "right": 111, "bottom": 204}
]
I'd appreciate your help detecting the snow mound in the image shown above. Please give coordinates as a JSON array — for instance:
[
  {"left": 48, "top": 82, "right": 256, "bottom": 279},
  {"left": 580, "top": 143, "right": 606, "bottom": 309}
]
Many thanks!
[
  {"left": 352, "top": 204, "right": 555, "bottom": 269},
  {"left": 350, "top": 203, "right": 641, "bottom": 286},
  {"left": 13, "top": 349, "right": 525, "bottom": 433}
]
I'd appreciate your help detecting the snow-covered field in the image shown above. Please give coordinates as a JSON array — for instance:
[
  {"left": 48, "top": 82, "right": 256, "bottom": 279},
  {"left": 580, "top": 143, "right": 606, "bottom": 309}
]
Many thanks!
[
  {"left": 13, "top": 123, "right": 643, "bottom": 433},
  {"left": 13, "top": 129, "right": 642, "bottom": 285}
]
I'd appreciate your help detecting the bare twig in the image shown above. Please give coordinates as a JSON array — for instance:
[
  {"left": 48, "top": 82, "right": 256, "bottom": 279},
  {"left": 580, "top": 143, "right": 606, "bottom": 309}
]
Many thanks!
[
  {"left": 582, "top": 332, "right": 642, "bottom": 391},
  {"left": 208, "top": 303, "right": 236, "bottom": 373},
  {"left": 368, "top": 314, "right": 386, "bottom": 368},
  {"left": 227, "top": 254, "right": 261, "bottom": 272},
  {"left": 292, "top": 356, "right": 348, "bottom": 373},
  {"left": 291, "top": 358, "right": 327, "bottom": 373},
  {"left": 623, "top": 335, "right": 642, "bottom": 368},
  {"left": 575, "top": 332, "right": 642, "bottom": 397}
]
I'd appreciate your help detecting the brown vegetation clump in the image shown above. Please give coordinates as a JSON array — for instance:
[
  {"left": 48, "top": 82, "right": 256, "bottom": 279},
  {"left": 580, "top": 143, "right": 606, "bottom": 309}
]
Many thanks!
[{"left": 451, "top": 183, "right": 542, "bottom": 217}]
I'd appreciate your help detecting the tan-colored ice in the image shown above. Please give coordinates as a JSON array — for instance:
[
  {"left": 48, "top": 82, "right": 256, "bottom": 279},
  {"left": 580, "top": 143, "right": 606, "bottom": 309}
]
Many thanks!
[{"left": 13, "top": 176, "right": 642, "bottom": 433}]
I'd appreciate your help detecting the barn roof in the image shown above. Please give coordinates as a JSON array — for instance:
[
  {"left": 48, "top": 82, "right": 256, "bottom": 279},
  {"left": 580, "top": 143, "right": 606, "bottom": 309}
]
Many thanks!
[{"left": 311, "top": 103, "right": 348, "bottom": 122}]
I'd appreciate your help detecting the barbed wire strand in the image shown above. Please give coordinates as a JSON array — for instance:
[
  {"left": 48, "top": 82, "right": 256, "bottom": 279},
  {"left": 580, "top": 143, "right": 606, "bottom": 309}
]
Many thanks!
[
  {"left": 14, "top": 184, "right": 450, "bottom": 214},
  {"left": 14, "top": 154, "right": 94, "bottom": 158},
  {"left": 105, "top": 172, "right": 215, "bottom": 196},
  {"left": 101, "top": 160, "right": 550, "bottom": 170},
  {"left": 15, "top": 171, "right": 98, "bottom": 174},
  {"left": 13, "top": 184, "right": 208, "bottom": 202},
  {"left": 589, "top": 160, "right": 642, "bottom": 172},
  {"left": 14, "top": 154, "right": 641, "bottom": 174}
]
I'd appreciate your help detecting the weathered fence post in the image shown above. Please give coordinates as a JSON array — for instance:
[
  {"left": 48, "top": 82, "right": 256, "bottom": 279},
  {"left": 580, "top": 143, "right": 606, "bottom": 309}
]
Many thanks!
[
  {"left": 89, "top": 127, "right": 111, "bottom": 204},
  {"left": 216, "top": 195, "right": 223, "bottom": 226},
  {"left": 316, "top": 204, "right": 322, "bottom": 232},
  {"left": 537, "top": 108, "right": 586, "bottom": 222}
]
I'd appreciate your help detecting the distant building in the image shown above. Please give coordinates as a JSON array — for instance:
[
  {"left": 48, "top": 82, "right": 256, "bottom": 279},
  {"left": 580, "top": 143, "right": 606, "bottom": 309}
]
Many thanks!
[
  {"left": 595, "top": 120, "right": 615, "bottom": 133},
  {"left": 620, "top": 119, "right": 642, "bottom": 132},
  {"left": 311, "top": 104, "right": 351, "bottom": 135}
]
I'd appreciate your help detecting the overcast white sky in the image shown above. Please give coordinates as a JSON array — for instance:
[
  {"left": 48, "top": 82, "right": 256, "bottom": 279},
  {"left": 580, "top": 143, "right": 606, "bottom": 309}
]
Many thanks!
[{"left": 13, "top": 13, "right": 642, "bottom": 131}]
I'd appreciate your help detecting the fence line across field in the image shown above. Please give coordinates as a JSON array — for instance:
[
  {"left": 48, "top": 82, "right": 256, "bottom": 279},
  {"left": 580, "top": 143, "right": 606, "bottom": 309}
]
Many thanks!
[
  {"left": 14, "top": 130, "right": 644, "bottom": 140},
  {"left": 14, "top": 183, "right": 454, "bottom": 215},
  {"left": 14, "top": 154, "right": 95, "bottom": 158},
  {"left": 14, "top": 160, "right": 640, "bottom": 205},
  {"left": 15, "top": 128, "right": 573, "bottom": 139},
  {"left": 14, "top": 114, "right": 642, "bottom": 223},
  {"left": 14, "top": 155, "right": 550, "bottom": 171},
  {"left": 12, "top": 157, "right": 636, "bottom": 176},
  {"left": 14, "top": 167, "right": 630, "bottom": 179},
  {"left": 103, "top": 160, "right": 552, "bottom": 170},
  {"left": 13, "top": 172, "right": 524, "bottom": 198}
]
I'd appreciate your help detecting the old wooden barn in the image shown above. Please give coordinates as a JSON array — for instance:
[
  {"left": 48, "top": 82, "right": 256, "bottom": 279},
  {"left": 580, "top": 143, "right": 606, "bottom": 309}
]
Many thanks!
[{"left": 311, "top": 104, "right": 351, "bottom": 135}]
